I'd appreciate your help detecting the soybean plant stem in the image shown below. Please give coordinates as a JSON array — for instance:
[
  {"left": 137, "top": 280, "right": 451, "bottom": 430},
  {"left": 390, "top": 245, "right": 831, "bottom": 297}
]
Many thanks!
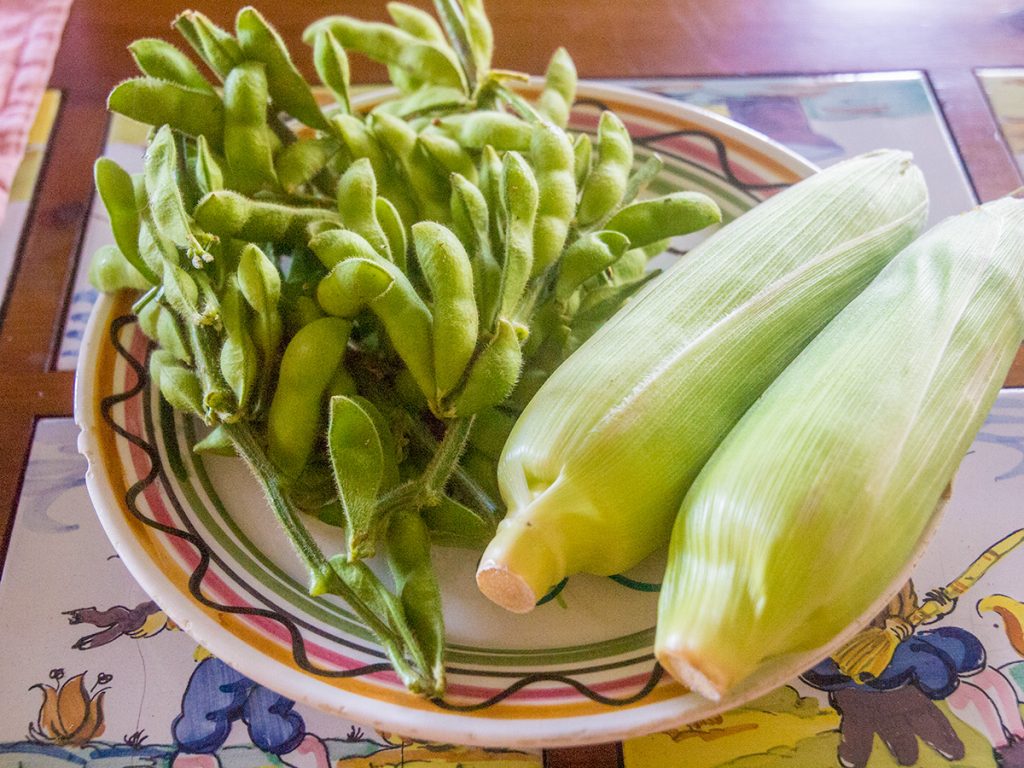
[
  {"left": 223, "top": 421, "right": 430, "bottom": 690},
  {"left": 376, "top": 416, "right": 480, "bottom": 522},
  {"left": 400, "top": 418, "right": 501, "bottom": 521},
  {"left": 422, "top": 415, "right": 476, "bottom": 495}
]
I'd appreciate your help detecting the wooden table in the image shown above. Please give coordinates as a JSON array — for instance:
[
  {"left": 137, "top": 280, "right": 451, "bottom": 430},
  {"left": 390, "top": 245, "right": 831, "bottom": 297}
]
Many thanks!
[{"left": 2, "top": 2, "right": 1023, "bottom": 764}]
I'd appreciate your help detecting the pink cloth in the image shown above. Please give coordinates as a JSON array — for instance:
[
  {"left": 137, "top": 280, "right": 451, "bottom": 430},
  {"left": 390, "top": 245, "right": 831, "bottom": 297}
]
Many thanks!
[{"left": 0, "top": 0, "right": 73, "bottom": 224}]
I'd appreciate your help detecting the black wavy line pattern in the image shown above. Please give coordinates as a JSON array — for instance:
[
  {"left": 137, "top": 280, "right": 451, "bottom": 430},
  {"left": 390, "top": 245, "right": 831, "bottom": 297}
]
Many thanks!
[
  {"left": 101, "top": 315, "right": 393, "bottom": 680},
  {"left": 573, "top": 95, "right": 789, "bottom": 193},
  {"left": 434, "top": 663, "right": 666, "bottom": 713},
  {"left": 101, "top": 314, "right": 665, "bottom": 709}
]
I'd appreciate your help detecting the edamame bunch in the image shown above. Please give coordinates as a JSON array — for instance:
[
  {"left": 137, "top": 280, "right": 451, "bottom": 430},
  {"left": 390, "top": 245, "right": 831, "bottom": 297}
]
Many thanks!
[{"left": 90, "top": 0, "right": 722, "bottom": 698}]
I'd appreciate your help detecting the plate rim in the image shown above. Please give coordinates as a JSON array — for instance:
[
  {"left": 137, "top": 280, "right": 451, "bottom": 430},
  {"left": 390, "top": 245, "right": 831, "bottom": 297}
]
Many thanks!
[{"left": 73, "top": 83, "right": 937, "bottom": 750}]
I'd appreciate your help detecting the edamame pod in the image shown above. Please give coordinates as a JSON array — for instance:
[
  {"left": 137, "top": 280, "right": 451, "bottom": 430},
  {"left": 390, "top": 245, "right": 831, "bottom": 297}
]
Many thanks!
[
  {"left": 219, "top": 276, "right": 258, "bottom": 412},
  {"left": 530, "top": 123, "right": 576, "bottom": 276},
  {"left": 328, "top": 395, "right": 385, "bottom": 560},
  {"left": 150, "top": 349, "right": 204, "bottom": 417},
  {"left": 536, "top": 47, "right": 576, "bottom": 128},
  {"left": 194, "top": 136, "right": 225, "bottom": 196},
  {"left": 328, "top": 366, "right": 358, "bottom": 399},
  {"left": 336, "top": 159, "right": 391, "bottom": 260},
  {"left": 372, "top": 86, "right": 467, "bottom": 119},
  {"left": 237, "top": 243, "right": 282, "bottom": 399},
  {"left": 380, "top": 3, "right": 440, "bottom": 92},
  {"left": 478, "top": 144, "right": 504, "bottom": 242},
  {"left": 554, "top": 230, "right": 631, "bottom": 302},
  {"left": 386, "top": 509, "right": 446, "bottom": 692},
  {"left": 386, "top": 2, "right": 447, "bottom": 46},
  {"left": 447, "top": 318, "right": 522, "bottom": 417},
  {"left": 136, "top": 297, "right": 161, "bottom": 339},
  {"left": 138, "top": 300, "right": 192, "bottom": 363},
  {"left": 129, "top": 38, "right": 215, "bottom": 94},
  {"left": 576, "top": 111, "right": 632, "bottom": 227},
  {"left": 87, "top": 244, "right": 152, "bottom": 293},
  {"left": 108, "top": 78, "right": 224, "bottom": 150},
  {"left": 371, "top": 112, "right": 449, "bottom": 222},
  {"left": 376, "top": 196, "right": 408, "bottom": 273},
  {"left": 303, "top": 17, "right": 465, "bottom": 92},
  {"left": 267, "top": 317, "right": 353, "bottom": 479},
  {"left": 436, "top": 111, "right": 533, "bottom": 152},
  {"left": 331, "top": 114, "right": 387, "bottom": 175},
  {"left": 312, "top": 29, "right": 352, "bottom": 115},
  {"left": 173, "top": 11, "right": 243, "bottom": 81},
  {"left": 418, "top": 131, "right": 477, "bottom": 183},
  {"left": 573, "top": 132, "right": 592, "bottom": 189},
  {"left": 236, "top": 7, "right": 329, "bottom": 130},
  {"left": 161, "top": 262, "right": 202, "bottom": 324},
  {"left": 317, "top": 257, "right": 435, "bottom": 399},
  {"left": 352, "top": 395, "right": 402, "bottom": 491},
  {"left": 608, "top": 247, "right": 651, "bottom": 284},
  {"left": 332, "top": 114, "right": 419, "bottom": 227},
  {"left": 605, "top": 191, "right": 722, "bottom": 249},
  {"left": 283, "top": 295, "right": 326, "bottom": 335},
  {"left": 275, "top": 137, "right": 341, "bottom": 194},
  {"left": 135, "top": 215, "right": 167, "bottom": 281},
  {"left": 496, "top": 151, "right": 539, "bottom": 321},
  {"left": 461, "top": 0, "right": 494, "bottom": 77},
  {"left": 145, "top": 126, "right": 215, "bottom": 264},
  {"left": 432, "top": 0, "right": 479, "bottom": 87},
  {"left": 309, "top": 229, "right": 380, "bottom": 269},
  {"left": 224, "top": 61, "right": 280, "bottom": 195},
  {"left": 620, "top": 154, "right": 664, "bottom": 207},
  {"left": 450, "top": 173, "right": 500, "bottom": 324},
  {"left": 94, "top": 158, "right": 158, "bottom": 284},
  {"left": 194, "top": 190, "right": 341, "bottom": 245},
  {"left": 413, "top": 221, "right": 478, "bottom": 401}
]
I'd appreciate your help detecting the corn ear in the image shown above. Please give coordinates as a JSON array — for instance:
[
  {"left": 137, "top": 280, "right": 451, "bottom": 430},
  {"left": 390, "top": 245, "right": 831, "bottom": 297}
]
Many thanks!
[
  {"left": 655, "top": 196, "right": 1024, "bottom": 700},
  {"left": 477, "top": 150, "right": 928, "bottom": 613}
]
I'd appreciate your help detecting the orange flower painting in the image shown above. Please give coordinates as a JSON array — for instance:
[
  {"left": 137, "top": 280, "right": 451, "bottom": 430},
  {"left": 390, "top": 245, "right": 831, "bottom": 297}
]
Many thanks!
[{"left": 28, "top": 668, "right": 110, "bottom": 747}]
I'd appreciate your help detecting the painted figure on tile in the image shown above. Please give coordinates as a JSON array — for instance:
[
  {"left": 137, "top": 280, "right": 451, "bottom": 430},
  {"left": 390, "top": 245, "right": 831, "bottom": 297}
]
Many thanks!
[
  {"left": 64, "top": 600, "right": 174, "bottom": 648},
  {"left": 803, "top": 528, "right": 1024, "bottom": 768},
  {"left": 64, "top": 599, "right": 330, "bottom": 768},
  {"left": 170, "top": 649, "right": 330, "bottom": 768}
]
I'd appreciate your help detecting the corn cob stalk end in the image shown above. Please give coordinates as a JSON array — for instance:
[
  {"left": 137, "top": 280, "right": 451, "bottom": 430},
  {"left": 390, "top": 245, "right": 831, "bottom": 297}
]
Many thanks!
[
  {"left": 476, "top": 503, "right": 573, "bottom": 613},
  {"left": 476, "top": 563, "right": 539, "bottom": 615},
  {"left": 655, "top": 644, "right": 736, "bottom": 702}
]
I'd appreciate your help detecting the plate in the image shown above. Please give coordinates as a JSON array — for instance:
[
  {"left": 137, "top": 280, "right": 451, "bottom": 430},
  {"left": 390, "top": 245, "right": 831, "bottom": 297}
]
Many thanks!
[{"left": 72, "top": 82, "right": 884, "bottom": 749}]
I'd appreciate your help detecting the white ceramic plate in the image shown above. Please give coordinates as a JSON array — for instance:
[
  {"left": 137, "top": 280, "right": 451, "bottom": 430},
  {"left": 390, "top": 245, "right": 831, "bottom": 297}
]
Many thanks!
[{"left": 75, "top": 83, "right": 930, "bottom": 749}]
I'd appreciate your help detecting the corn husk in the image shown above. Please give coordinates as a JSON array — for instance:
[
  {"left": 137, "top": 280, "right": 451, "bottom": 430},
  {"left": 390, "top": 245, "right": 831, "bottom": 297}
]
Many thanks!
[
  {"left": 476, "top": 150, "right": 928, "bottom": 613},
  {"left": 656, "top": 196, "right": 1024, "bottom": 700}
]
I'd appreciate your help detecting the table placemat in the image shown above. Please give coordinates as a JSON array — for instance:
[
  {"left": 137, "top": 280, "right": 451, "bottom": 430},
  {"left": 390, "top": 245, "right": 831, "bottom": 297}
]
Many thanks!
[
  {"left": 18, "top": 71, "right": 1018, "bottom": 768},
  {"left": 978, "top": 68, "right": 1024, "bottom": 176},
  {"left": 0, "top": 89, "right": 59, "bottom": 315}
]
